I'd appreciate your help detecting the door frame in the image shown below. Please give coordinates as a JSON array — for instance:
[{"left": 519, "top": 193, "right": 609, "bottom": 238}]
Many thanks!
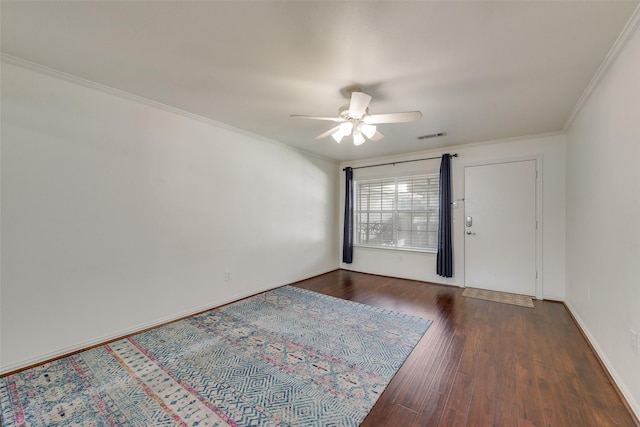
[{"left": 461, "top": 155, "right": 543, "bottom": 299}]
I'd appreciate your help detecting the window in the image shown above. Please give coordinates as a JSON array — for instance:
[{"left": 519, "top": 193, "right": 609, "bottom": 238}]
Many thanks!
[{"left": 355, "top": 174, "right": 439, "bottom": 252}]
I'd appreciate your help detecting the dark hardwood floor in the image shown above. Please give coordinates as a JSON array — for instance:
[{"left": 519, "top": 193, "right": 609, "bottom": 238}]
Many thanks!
[{"left": 293, "top": 269, "right": 637, "bottom": 427}]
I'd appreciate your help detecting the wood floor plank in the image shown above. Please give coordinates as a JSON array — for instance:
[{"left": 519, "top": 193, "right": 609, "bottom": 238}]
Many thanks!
[
  {"left": 293, "top": 270, "right": 637, "bottom": 427},
  {"left": 494, "top": 399, "right": 519, "bottom": 427},
  {"left": 361, "top": 402, "right": 418, "bottom": 427},
  {"left": 466, "top": 350, "right": 498, "bottom": 426},
  {"left": 515, "top": 349, "right": 546, "bottom": 427},
  {"left": 412, "top": 389, "right": 449, "bottom": 427},
  {"left": 528, "top": 310, "right": 574, "bottom": 427},
  {"left": 391, "top": 331, "right": 454, "bottom": 410},
  {"left": 429, "top": 330, "right": 466, "bottom": 395},
  {"left": 438, "top": 372, "right": 474, "bottom": 427}
]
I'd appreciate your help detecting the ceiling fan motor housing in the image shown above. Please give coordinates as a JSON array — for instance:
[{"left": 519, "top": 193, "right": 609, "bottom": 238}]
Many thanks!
[{"left": 338, "top": 104, "right": 369, "bottom": 121}]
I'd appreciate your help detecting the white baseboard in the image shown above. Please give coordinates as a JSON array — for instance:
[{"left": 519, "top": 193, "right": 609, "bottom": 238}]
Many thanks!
[
  {"left": 1, "top": 266, "right": 340, "bottom": 375},
  {"left": 564, "top": 301, "right": 640, "bottom": 422},
  {"left": 0, "top": 286, "right": 276, "bottom": 375},
  {"left": 541, "top": 294, "right": 565, "bottom": 302}
]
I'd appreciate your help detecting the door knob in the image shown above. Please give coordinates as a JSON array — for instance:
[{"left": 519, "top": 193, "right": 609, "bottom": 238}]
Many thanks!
[{"left": 466, "top": 231, "right": 476, "bottom": 235}]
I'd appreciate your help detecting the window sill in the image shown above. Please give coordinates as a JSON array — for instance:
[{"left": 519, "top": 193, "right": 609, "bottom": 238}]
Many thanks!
[{"left": 353, "top": 245, "right": 436, "bottom": 255}]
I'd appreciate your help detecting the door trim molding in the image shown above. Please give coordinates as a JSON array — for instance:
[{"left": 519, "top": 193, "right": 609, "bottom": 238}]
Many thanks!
[{"left": 461, "top": 155, "right": 543, "bottom": 299}]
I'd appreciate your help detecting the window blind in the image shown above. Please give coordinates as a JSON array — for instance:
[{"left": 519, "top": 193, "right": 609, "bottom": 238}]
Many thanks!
[{"left": 355, "top": 174, "right": 439, "bottom": 252}]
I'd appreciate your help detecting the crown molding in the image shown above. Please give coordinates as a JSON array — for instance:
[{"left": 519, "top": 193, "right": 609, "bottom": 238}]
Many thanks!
[
  {"left": 339, "top": 131, "right": 564, "bottom": 170},
  {"left": 0, "top": 53, "right": 337, "bottom": 165},
  {"left": 563, "top": 3, "right": 640, "bottom": 131}
]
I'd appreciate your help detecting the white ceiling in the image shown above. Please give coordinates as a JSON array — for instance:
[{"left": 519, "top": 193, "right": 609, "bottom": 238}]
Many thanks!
[{"left": 1, "top": 1, "right": 638, "bottom": 162}]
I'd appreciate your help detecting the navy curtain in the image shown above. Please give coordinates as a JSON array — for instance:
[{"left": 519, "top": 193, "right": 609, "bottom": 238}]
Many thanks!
[
  {"left": 437, "top": 154, "right": 453, "bottom": 277},
  {"left": 342, "top": 167, "right": 354, "bottom": 263}
]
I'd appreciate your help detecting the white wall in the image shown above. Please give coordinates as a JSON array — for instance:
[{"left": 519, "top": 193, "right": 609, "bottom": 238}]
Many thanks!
[
  {"left": 338, "top": 134, "right": 566, "bottom": 300},
  {"left": 0, "top": 61, "right": 339, "bottom": 373},
  {"left": 565, "top": 23, "right": 640, "bottom": 417}
]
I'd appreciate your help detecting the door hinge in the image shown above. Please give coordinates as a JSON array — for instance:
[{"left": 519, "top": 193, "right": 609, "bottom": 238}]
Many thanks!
[
  {"left": 536, "top": 220, "right": 538, "bottom": 229},
  {"left": 536, "top": 271, "right": 538, "bottom": 279}
]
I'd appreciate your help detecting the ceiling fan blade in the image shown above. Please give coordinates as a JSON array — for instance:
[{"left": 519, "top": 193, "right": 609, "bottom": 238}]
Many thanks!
[
  {"left": 315, "top": 125, "right": 342, "bottom": 140},
  {"left": 365, "top": 111, "right": 422, "bottom": 124},
  {"left": 348, "top": 92, "right": 372, "bottom": 119},
  {"left": 370, "top": 130, "right": 384, "bottom": 141},
  {"left": 290, "top": 114, "right": 343, "bottom": 122}
]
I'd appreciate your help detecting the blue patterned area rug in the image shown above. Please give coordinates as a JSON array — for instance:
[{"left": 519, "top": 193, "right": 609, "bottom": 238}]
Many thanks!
[{"left": 1, "top": 286, "right": 431, "bottom": 426}]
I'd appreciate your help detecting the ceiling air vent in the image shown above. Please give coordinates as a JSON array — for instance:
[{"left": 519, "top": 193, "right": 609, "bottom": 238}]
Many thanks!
[{"left": 417, "top": 132, "right": 446, "bottom": 140}]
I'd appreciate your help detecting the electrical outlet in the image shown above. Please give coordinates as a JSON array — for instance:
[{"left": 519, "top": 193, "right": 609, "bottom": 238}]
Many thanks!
[
  {"left": 630, "top": 330, "right": 638, "bottom": 355},
  {"left": 224, "top": 272, "right": 231, "bottom": 281}
]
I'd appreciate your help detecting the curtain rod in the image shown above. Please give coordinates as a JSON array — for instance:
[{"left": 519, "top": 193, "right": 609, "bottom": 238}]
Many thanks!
[{"left": 342, "top": 153, "right": 458, "bottom": 171}]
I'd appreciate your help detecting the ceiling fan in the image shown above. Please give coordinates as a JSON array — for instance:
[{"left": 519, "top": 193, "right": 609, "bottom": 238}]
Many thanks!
[{"left": 290, "top": 89, "right": 422, "bottom": 146}]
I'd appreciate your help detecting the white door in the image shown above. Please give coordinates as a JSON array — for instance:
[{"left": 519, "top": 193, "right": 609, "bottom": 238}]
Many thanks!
[{"left": 464, "top": 160, "right": 537, "bottom": 296}]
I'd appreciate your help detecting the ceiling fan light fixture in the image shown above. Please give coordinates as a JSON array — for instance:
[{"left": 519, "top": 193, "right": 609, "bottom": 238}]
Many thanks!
[
  {"left": 339, "top": 122, "right": 354, "bottom": 135},
  {"left": 353, "top": 130, "right": 366, "bottom": 146},
  {"left": 331, "top": 131, "right": 345, "bottom": 143},
  {"left": 359, "top": 123, "right": 377, "bottom": 139}
]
